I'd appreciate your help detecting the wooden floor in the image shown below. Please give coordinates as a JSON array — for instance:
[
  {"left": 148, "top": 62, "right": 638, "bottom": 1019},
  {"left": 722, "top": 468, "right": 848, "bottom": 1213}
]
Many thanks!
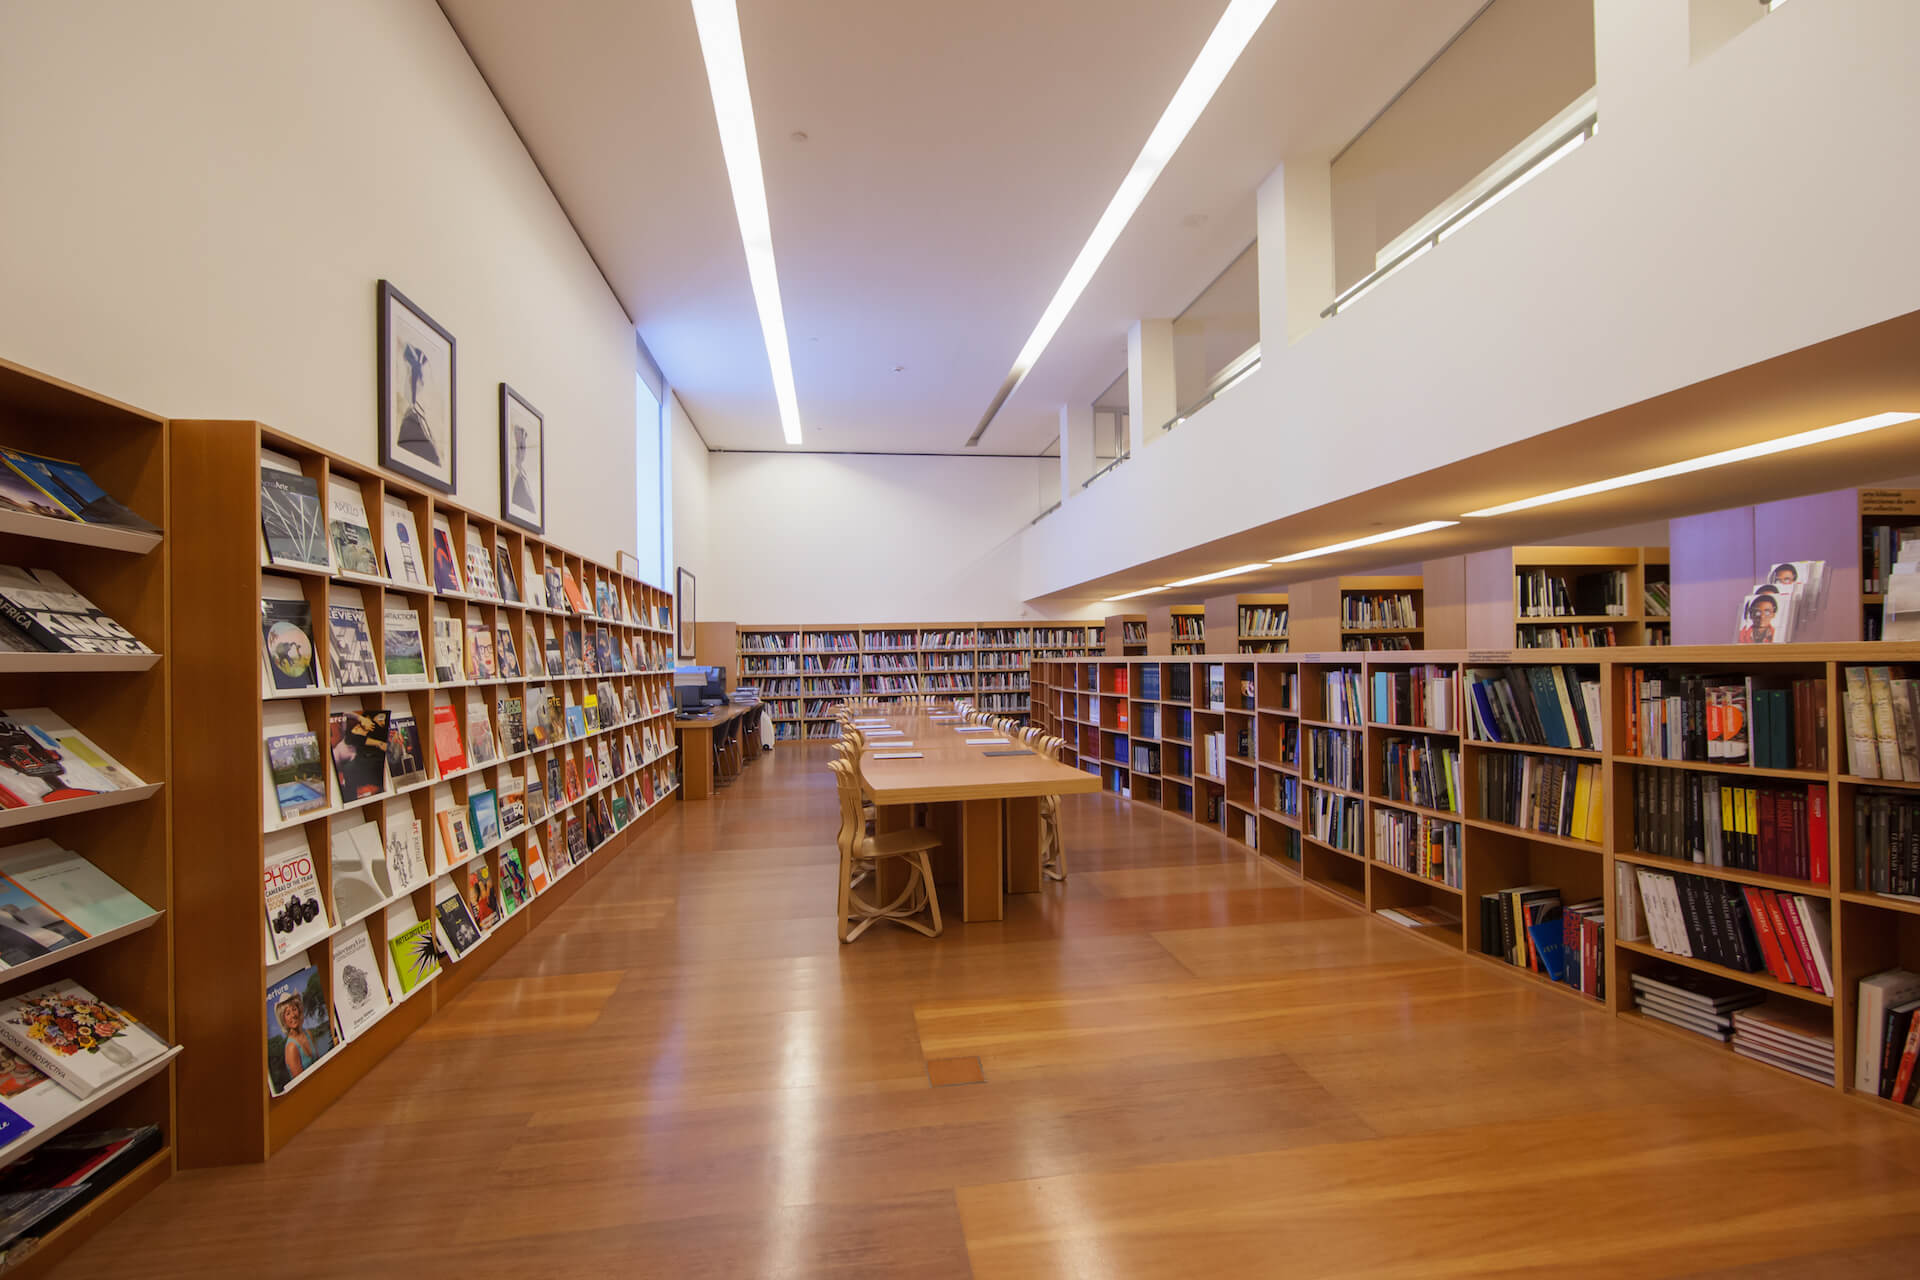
[{"left": 69, "top": 744, "right": 1920, "bottom": 1277}]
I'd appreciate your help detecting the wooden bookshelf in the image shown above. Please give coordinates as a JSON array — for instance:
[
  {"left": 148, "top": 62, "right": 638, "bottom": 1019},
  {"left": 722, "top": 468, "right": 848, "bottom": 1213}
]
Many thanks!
[
  {"left": 1103, "top": 613, "right": 1147, "bottom": 656},
  {"left": 1204, "top": 591, "right": 1288, "bottom": 653},
  {"left": 1286, "top": 574, "right": 1425, "bottom": 651},
  {"left": 0, "top": 358, "right": 178, "bottom": 1265},
  {"left": 168, "top": 421, "right": 679, "bottom": 1165},
  {"left": 713, "top": 620, "right": 1105, "bottom": 738},
  {"left": 1463, "top": 545, "right": 1668, "bottom": 648},
  {"left": 1152, "top": 604, "right": 1206, "bottom": 656},
  {"left": 1032, "top": 641, "right": 1920, "bottom": 1120}
]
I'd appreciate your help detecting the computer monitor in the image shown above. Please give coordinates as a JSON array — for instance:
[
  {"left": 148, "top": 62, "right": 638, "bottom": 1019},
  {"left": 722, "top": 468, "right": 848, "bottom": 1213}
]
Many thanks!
[
  {"left": 702, "top": 667, "right": 727, "bottom": 704},
  {"left": 675, "top": 684, "right": 703, "bottom": 714}
]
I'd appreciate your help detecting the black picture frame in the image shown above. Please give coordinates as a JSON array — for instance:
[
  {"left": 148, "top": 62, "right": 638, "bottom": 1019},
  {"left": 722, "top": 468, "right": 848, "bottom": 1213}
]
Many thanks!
[
  {"left": 377, "top": 280, "right": 457, "bottom": 494},
  {"left": 498, "top": 383, "right": 545, "bottom": 535},
  {"left": 676, "top": 567, "right": 696, "bottom": 659}
]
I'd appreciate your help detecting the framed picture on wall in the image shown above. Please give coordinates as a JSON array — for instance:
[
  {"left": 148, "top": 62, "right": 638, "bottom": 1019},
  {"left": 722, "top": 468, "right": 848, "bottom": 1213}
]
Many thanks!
[
  {"left": 676, "top": 567, "right": 695, "bottom": 659},
  {"left": 378, "top": 280, "right": 457, "bottom": 494},
  {"left": 499, "top": 383, "right": 544, "bottom": 534}
]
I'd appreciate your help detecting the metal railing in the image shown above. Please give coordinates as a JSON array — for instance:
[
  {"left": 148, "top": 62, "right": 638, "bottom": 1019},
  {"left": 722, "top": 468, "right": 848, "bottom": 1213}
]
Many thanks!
[
  {"left": 1320, "top": 110, "right": 1599, "bottom": 319},
  {"left": 1156, "top": 342, "right": 1262, "bottom": 436}
]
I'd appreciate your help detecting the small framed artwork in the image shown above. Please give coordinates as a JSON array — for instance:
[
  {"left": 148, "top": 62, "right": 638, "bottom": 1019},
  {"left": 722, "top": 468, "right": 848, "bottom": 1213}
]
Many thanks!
[
  {"left": 676, "top": 567, "right": 696, "bottom": 659},
  {"left": 377, "top": 280, "right": 457, "bottom": 494},
  {"left": 499, "top": 383, "right": 545, "bottom": 534}
]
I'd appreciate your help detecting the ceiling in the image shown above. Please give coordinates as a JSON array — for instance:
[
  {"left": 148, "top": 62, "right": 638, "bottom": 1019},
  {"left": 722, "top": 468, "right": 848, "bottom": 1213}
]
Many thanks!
[{"left": 438, "top": 0, "right": 1484, "bottom": 454}]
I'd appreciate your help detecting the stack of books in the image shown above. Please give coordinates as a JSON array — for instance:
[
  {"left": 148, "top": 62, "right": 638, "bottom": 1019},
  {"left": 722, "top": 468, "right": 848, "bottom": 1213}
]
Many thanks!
[
  {"left": 1730, "top": 1003, "right": 1835, "bottom": 1083},
  {"left": 1630, "top": 969, "right": 1761, "bottom": 1040}
]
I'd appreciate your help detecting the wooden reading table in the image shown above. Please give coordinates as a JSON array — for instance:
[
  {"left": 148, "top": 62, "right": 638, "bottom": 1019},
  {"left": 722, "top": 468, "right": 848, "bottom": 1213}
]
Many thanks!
[
  {"left": 854, "top": 707, "right": 1098, "bottom": 921},
  {"left": 675, "top": 702, "right": 763, "bottom": 799}
]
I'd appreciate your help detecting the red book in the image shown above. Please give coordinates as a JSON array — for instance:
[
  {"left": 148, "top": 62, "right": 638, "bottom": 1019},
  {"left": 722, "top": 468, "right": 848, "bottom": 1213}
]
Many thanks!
[
  {"left": 1774, "top": 892, "right": 1820, "bottom": 991},
  {"left": 1740, "top": 885, "right": 1793, "bottom": 984},
  {"left": 1806, "top": 786, "right": 1829, "bottom": 884},
  {"left": 1890, "top": 1014, "right": 1920, "bottom": 1104},
  {"left": 1758, "top": 889, "right": 1810, "bottom": 988},
  {"left": 430, "top": 704, "right": 466, "bottom": 774},
  {"left": 1757, "top": 789, "right": 1778, "bottom": 877}
]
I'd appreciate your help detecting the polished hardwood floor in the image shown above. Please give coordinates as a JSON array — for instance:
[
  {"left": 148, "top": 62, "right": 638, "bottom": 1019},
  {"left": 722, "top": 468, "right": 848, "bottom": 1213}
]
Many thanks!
[{"left": 70, "top": 744, "right": 1920, "bottom": 1277}]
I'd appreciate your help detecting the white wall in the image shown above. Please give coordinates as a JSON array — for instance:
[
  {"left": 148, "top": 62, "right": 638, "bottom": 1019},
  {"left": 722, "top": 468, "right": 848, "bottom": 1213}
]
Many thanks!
[
  {"left": 669, "top": 393, "right": 711, "bottom": 598},
  {"left": 701, "top": 452, "right": 1084, "bottom": 624},
  {"left": 0, "top": 0, "right": 637, "bottom": 561},
  {"left": 1022, "top": 0, "right": 1920, "bottom": 601}
]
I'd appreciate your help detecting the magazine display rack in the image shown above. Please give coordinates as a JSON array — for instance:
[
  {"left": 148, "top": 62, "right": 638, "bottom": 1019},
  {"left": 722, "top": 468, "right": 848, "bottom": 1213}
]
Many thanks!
[{"left": 169, "top": 421, "right": 678, "bottom": 1165}]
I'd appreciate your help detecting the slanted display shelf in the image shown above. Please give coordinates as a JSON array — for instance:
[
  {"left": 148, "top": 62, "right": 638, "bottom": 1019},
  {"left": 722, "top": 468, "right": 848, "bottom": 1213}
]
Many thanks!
[{"left": 167, "top": 419, "right": 680, "bottom": 1168}]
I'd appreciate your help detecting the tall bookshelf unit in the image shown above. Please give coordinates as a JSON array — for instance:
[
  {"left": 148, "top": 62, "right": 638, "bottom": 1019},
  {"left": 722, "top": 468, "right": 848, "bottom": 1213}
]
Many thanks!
[
  {"left": 1205, "top": 591, "right": 1288, "bottom": 653},
  {"left": 1104, "top": 614, "right": 1147, "bottom": 656},
  {"left": 1466, "top": 545, "right": 1668, "bottom": 649},
  {"left": 0, "top": 360, "right": 179, "bottom": 1272},
  {"left": 168, "top": 422, "right": 679, "bottom": 1165},
  {"left": 1034, "top": 643, "right": 1920, "bottom": 1120},
  {"left": 1860, "top": 489, "right": 1920, "bottom": 639}
]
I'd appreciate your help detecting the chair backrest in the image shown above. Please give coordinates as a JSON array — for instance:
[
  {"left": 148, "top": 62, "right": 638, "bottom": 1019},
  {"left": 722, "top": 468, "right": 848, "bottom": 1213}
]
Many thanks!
[{"left": 828, "top": 758, "right": 865, "bottom": 857}]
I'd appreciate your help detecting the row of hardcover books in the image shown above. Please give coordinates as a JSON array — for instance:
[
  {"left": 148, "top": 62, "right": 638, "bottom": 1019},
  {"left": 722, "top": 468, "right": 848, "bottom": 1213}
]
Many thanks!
[
  {"left": 1855, "top": 789, "right": 1920, "bottom": 898},
  {"left": 1463, "top": 665, "right": 1602, "bottom": 751},
  {"left": 1630, "top": 770, "right": 1829, "bottom": 881},
  {"left": 1515, "top": 567, "right": 1630, "bottom": 619},
  {"left": 1625, "top": 669, "right": 1826, "bottom": 770},
  {"left": 1477, "top": 886, "right": 1604, "bottom": 997},
  {"left": 1840, "top": 664, "right": 1920, "bottom": 780},
  {"left": 1369, "top": 665, "right": 1455, "bottom": 730},
  {"left": 1627, "top": 865, "right": 1833, "bottom": 994}
]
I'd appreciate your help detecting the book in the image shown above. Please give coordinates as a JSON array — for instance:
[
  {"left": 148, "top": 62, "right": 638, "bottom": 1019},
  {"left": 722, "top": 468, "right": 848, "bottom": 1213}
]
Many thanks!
[
  {"left": 387, "top": 714, "right": 427, "bottom": 788},
  {"left": 263, "top": 840, "right": 330, "bottom": 961},
  {"left": 329, "top": 926, "right": 390, "bottom": 1042},
  {"left": 325, "top": 603, "right": 381, "bottom": 689},
  {"left": 561, "top": 567, "right": 586, "bottom": 613},
  {"left": 523, "top": 550, "right": 548, "bottom": 609},
  {"left": 386, "top": 920, "right": 439, "bottom": 995},
  {"left": 326, "top": 478, "right": 379, "bottom": 577},
  {"left": 544, "top": 635, "right": 562, "bottom": 677},
  {"left": 382, "top": 501, "right": 429, "bottom": 587},
  {"left": 495, "top": 545, "right": 520, "bottom": 604},
  {"left": 381, "top": 607, "right": 427, "bottom": 685},
  {"left": 465, "top": 620, "right": 496, "bottom": 680},
  {"left": 384, "top": 817, "right": 429, "bottom": 895},
  {"left": 0, "top": 981, "right": 167, "bottom": 1099},
  {"left": 462, "top": 529, "right": 497, "bottom": 600},
  {"left": 259, "top": 595, "right": 318, "bottom": 691},
  {"left": 0, "top": 1127, "right": 164, "bottom": 1242},
  {"left": 495, "top": 625, "right": 521, "bottom": 679},
  {"left": 0, "top": 709, "right": 144, "bottom": 808},
  {"left": 431, "top": 878, "right": 482, "bottom": 958},
  {"left": 430, "top": 704, "right": 466, "bottom": 775},
  {"left": 467, "top": 789, "right": 500, "bottom": 847},
  {"left": 265, "top": 962, "right": 333, "bottom": 1094},
  {"left": 326, "top": 709, "right": 389, "bottom": 801},
  {"left": 434, "top": 807, "right": 474, "bottom": 871},
  {"left": 464, "top": 862, "right": 499, "bottom": 931},
  {"left": 499, "top": 847, "right": 528, "bottom": 916},
  {"left": 266, "top": 730, "right": 327, "bottom": 820},
  {"left": 498, "top": 696, "right": 527, "bottom": 756},
  {"left": 1855, "top": 969, "right": 1920, "bottom": 1093},
  {"left": 466, "top": 704, "right": 498, "bottom": 766},
  {"left": 431, "top": 615, "right": 462, "bottom": 683},
  {"left": 429, "top": 517, "right": 463, "bottom": 593},
  {"left": 546, "top": 567, "right": 566, "bottom": 612},
  {"left": 259, "top": 465, "right": 328, "bottom": 570},
  {"left": 329, "top": 821, "right": 391, "bottom": 922},
  {"left": 0, "top": 567, "right": 149, "bottom": 656},
  {"left": 0, "top": 449, "right": 154, "bottom": 534},
  {"left": 498, "top": 774, "right": 527, "bottom": 834},
  {"left": 523, "top": 837, "right": 550, "bottom": 893},
  {"left": 0, "top": 841, "right": 152, "bottom": 940},
  {"left": 0, "top": 865, "right": 84, "bottom": 970}
]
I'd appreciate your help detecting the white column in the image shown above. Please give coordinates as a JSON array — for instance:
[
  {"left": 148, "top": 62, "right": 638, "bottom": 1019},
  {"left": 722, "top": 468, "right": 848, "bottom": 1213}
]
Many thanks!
[
  {"left": 1058, "top": 401, "right": 1095, "bottom": 503},
  {"left": 1127, "top": 319, "right": 1176, "bottom": 454},
  {"left": 1256, "top": 155, "right": 1335, "bottom": 346},
  {"left": 1594, "top": 0, "right": 1692, "bottom": 126}
]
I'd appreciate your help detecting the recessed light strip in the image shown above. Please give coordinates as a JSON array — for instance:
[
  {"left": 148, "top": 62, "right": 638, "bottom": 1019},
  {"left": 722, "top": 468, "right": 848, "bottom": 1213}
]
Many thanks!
[
  {"left": 967, "top": 0, "right": 1279, "bottom": 446},
  {"left": 1269, "top": 520, "right": 1458, "bottom": 564},
  {"left": 691, "top": 0, "right": 803, "bottom": 446},
  {"left": 1099, "top": 585, "right": 1167, "bottom": 603},
  {"left": 1461, "top": 412, "right": 1920, "bottom": 518}
]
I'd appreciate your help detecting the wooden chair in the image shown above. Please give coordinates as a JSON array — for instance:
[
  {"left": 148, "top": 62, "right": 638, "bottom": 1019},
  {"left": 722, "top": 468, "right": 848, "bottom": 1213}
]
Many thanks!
[
  {"left": 1038, "top": 735, "right": 1067, "bottom": 882},
  {"left": 831, "top": 758, "right": 942, "bottom": 941}
]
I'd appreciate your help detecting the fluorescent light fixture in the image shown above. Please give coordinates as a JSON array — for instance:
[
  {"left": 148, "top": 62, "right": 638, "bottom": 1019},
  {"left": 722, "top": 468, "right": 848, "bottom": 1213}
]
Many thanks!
[
  {"left": 1100, "top": 585, "right": 1167, "bottom": 603},
  {"left": 1461, "top": 412, "right": 1920, "bottom": 518},
  {"left": 968, "top": 0, "right": 1277, "bottom": 444},
  {"left": 1166, "top": 563, "right": 1269, "bottom": 588},
  {"left": 1269, "top": 520, "right": 1458, "bottom": 565},
  {"left": 691, "top": 0, "right": 803, "bottom": 445}
]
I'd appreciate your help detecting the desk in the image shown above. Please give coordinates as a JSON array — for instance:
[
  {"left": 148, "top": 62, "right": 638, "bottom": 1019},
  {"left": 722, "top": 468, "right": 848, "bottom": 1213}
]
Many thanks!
[
  {"left": 675, "top": 702, "right": 763, "bottom": 799},
  {"left": 855, "top": 709, "right": 1098, "bottom": 922}
]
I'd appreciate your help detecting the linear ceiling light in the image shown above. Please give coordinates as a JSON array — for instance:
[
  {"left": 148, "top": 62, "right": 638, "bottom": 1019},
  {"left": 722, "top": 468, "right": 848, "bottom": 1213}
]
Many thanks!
[
  {"left": 966, "top": 0, "right": 1279, "bottom": 446},
  {"left": 1166, "top": 563, "right": 1269, "bottom": 588},
  {"left": 691, "top": 0, "right": 803, "bottom": 445},
  {"left": 1461, "top": 411, "right": 1920, "bottom": 518},
  {"left": 1269, "top": 520, "right": 1458, "bottom": 564},
  {"left": 1100, "top": 585, "right": 1167, "bottom": 603}
]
